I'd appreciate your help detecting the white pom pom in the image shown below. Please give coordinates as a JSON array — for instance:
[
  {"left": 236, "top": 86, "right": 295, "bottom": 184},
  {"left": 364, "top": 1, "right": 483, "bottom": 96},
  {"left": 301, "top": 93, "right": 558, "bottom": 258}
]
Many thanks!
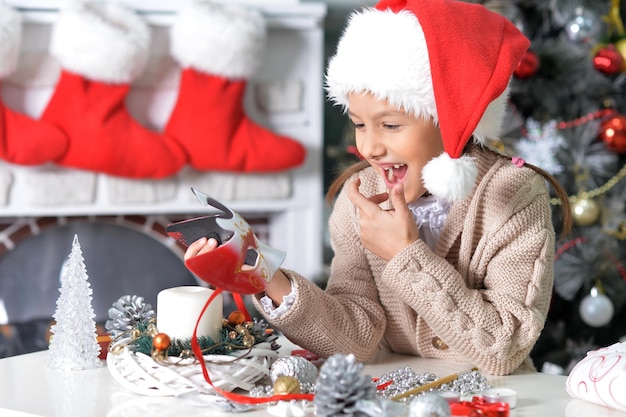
[{"left": 422, "top": 153, "right": 478, "bottom": 202}]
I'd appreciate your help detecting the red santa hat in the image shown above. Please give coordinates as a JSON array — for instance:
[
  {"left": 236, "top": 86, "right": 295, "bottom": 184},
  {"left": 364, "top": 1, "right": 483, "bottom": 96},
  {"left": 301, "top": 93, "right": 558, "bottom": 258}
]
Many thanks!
[{"left": 326, "top": 0, "right": 530, "bottom": 202}]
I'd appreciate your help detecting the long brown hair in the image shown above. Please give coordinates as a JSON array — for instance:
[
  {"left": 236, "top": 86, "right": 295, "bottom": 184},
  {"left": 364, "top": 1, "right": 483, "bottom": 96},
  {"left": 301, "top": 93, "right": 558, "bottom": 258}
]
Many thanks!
[{"left": 324, "top": 149, "right": 572, "bottom": 239}]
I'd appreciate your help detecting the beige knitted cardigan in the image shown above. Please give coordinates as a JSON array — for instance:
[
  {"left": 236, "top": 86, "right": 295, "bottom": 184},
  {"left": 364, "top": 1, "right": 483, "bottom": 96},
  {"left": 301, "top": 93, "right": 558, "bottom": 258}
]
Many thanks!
[{"left": 254, "top": 145, "right": 555, "bottom": 376}]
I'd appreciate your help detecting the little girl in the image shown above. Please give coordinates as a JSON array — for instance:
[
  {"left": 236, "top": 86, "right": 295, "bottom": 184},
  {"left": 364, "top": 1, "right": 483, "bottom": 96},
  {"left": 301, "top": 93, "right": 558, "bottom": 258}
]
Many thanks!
[{"left": 186, "top": 0, "right": 571, "bottom": 376}]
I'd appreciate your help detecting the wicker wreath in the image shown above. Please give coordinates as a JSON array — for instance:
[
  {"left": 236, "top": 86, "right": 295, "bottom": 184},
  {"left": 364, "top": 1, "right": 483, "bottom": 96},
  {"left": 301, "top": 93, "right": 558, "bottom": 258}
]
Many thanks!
[{"left": 107, "top": 337, "right": 279, "bottom": 397}]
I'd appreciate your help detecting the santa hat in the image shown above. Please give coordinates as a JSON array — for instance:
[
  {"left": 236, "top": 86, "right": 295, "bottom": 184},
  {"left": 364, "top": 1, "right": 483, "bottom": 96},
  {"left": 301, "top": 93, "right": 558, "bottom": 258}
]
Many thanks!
[{"left": 326, "top": 0, "right": 530, "bottom": 202}]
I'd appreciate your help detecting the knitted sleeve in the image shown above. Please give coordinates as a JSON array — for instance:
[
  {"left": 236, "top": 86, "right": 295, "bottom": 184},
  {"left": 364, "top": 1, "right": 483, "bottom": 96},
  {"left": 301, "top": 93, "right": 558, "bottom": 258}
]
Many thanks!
[
  {"left": 252, "top": 176, "right": 387, "bottom": 361},
  {"left": 385, "top": 169, "right": 555, "bottom": 375}
]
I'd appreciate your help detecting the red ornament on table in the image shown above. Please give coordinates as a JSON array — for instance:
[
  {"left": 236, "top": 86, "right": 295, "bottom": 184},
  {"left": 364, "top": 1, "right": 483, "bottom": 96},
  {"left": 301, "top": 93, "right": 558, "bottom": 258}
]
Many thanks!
[
  {"left": 593, "top": 45, "right": 624, "bottom": 74},
  {"left": 513, "top": 50, "right": 539, "bottom": 79},
  {"left": 599, "top": 114, "right": 626, "bottom": 153}
]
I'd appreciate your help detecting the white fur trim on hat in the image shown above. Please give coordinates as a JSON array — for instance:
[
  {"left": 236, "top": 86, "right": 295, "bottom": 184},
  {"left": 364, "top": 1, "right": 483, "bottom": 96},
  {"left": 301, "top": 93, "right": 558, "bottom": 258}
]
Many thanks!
[
  {"left": 422, "top": 153, "right": 478, "bottom": 203},
  {"left": 50, "top": 1, "right": 150, "bottom": 84},
  {"left": 326, "top": 8, "right": 437, "bottom": 122},
  {"left": 170, "top": 1, "right": 266, "bottom": 80},
  {"left": 0, "top": 3, "right": 21, "bottom": 78}
]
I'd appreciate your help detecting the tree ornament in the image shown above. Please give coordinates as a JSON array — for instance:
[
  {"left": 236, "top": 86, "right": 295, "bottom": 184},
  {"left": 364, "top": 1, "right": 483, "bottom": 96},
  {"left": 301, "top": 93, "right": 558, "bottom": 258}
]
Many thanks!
[
  {"left": 564, "top": 7, "right": 601, "bottom": 44},
  {"left": 513, "top": 50, "right": 539, "bottom": 79},
  {"left": 572, "top": 197, "right": 601, "bottom": 226},
  {"left": 599, "top": 114, "right": 626, "bottom": 153},
  {"left": 409, "top": 393, "right": 451, "bottom": 417},
  {"left": 47, "top": 234, "right": 102, "bottom": 371},
  {"left": 515, "top": 119, "right": 565, "bottom": 175},
  {"left": 593, "top": 45, "right": 624, "bottom": 74},
  {"left": 602, "top": 0, "right": 625, "bottom": 39},
  {"left": 579, "top": 286, "right": 614, "bottom": 327},
  {"left": 314, "top": 353, "right": 376, "bottom": 417}
]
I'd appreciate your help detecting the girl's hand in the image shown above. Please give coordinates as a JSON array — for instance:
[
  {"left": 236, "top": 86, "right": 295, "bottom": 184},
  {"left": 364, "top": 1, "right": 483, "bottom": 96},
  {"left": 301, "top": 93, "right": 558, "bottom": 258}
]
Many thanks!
[
  {"left": 348, "top": 178, "right": 419, "bottom": 261},
  {"left": 183, "top": 237, "right": 219, "bottom": 261}
]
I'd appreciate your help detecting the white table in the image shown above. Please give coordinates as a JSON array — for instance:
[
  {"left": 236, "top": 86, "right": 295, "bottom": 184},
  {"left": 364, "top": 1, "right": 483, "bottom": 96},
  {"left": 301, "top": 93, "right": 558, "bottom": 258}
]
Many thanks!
[{"left": 0, "top": 340, "right": 624, "bottom": 417}]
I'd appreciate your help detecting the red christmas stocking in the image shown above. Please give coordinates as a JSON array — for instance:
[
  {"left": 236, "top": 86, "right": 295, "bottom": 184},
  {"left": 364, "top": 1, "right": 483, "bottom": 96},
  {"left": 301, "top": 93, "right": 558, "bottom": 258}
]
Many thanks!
[
  {"left": 40, "top": 2, "right": 187, "bottom": 179},
  {"left": 165, "top": 2, "right": 306, "bottom": 173},
  {"left": 0, "top": 4, "right": 68, "bottom": 165}
]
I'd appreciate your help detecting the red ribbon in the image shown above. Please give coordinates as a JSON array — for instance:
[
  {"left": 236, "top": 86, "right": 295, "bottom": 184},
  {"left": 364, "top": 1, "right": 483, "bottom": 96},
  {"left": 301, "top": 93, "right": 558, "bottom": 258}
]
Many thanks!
[
  {"left": 449, "top": 396, "right": 509, "bottom": 417},
  {"left": 190, "top": 288, "right": 315, "bottom": 405}
]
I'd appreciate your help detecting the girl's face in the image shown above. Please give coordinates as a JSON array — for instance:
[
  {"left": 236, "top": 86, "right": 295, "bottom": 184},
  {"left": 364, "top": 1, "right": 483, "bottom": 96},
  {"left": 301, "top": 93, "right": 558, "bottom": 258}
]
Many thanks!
[{"left": 348, "top": 92, "right": 444, "bottom": 204}]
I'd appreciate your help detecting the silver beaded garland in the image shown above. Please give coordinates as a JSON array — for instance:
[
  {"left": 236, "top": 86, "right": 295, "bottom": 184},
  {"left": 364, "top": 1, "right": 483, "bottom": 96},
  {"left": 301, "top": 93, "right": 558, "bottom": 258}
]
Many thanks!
[{"left": 375, "top": 366, "right": 491, "bottom": 401}]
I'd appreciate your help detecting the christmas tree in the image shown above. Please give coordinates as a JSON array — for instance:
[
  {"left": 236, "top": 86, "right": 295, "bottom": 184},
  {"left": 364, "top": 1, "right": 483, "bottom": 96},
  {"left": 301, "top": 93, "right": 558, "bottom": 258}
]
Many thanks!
[
  {"left": 324, "top": 0, "right": 626, "bottom": 375},
  {"left": 485, "top": 0, "right": 626, "bottom": 375},
  {"left": 47, "top": 234, "right": 101, "bottom": 371}
]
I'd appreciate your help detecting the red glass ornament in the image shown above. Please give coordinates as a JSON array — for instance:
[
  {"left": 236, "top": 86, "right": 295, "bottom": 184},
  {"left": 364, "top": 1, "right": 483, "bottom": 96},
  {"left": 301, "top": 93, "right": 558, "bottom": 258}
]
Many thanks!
[
  {"left": 599, "top": 114, "right": 626, "bottom": 153},
  {"left": 513, "top": 50, "right": 539, "bottom": 79},
  {"left": 593, "top": 45, "right": 624, "bottom": 74}
]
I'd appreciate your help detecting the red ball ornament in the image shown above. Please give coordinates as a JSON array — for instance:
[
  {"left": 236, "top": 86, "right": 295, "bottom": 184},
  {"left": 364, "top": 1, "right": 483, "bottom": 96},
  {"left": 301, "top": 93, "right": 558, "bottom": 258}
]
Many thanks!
[
  {"left": 593, "top": 45, "right": 624, "bottom": 74},
  {"left": 599, "top": 114, "right": 626, "bottom": 153},
  {"left": 514, "top": 50, "right": 539, "bottom": 79}
]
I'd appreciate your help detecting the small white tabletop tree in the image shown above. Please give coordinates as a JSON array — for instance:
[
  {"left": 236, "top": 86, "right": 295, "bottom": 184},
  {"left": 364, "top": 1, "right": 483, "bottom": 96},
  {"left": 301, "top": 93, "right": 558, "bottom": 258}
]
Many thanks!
[{"left": 47, "top": 234, "right": 101, "bottom": 371}]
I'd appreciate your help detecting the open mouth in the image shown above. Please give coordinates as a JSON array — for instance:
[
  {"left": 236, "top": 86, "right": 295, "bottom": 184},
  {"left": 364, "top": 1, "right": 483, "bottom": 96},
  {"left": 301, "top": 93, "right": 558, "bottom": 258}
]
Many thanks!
[{"left": 381, "top": 164, "right": 408, "bottom": 186}]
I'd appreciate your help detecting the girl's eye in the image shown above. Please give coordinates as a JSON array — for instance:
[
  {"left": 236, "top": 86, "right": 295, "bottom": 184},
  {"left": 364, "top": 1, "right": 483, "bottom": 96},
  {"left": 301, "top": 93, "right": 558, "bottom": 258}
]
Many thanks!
[
  {"left": 383, "top": 123, "right": 400, "bottom": 130},
  {"left": 350, "top": 120, "right": 365, "bottom": 129}
]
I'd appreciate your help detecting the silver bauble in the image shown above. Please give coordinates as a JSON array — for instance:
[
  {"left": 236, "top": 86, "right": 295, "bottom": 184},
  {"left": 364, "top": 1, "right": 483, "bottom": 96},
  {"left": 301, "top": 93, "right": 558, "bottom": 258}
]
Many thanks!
[
  {"left": 579, "top": 291, "right": 614, "bottom": 327},
  {"left": 564, "top": 7, "right": 601, "bottom": 44}
]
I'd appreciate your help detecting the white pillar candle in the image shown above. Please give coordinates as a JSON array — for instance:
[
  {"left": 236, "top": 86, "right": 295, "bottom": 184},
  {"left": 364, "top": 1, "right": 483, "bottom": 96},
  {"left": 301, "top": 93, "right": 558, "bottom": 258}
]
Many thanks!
[{"left": 156, "top": 286, "right": 223, "bottom": 341}]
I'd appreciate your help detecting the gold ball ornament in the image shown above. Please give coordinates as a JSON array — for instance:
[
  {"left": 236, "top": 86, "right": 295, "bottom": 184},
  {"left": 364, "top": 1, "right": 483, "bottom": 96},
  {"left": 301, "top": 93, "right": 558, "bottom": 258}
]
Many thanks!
[
  {"left": 572, "top": 197, "right": 601, "bottom": 226},
  {"left": 273, "top": 375, "right": 301, "bottom": 395},
  {"left": 152, "top": 332, "right": 171, "bottom": 352}
]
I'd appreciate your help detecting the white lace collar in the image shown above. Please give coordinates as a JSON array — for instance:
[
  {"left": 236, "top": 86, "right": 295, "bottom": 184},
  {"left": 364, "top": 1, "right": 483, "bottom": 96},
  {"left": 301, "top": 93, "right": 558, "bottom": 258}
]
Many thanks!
[{"left": 408, "top": 195, "right": 451, "bottom": 250}]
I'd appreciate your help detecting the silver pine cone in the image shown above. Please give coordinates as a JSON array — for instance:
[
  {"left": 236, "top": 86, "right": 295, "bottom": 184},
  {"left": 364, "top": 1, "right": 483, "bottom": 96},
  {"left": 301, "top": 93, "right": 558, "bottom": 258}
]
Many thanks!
[
  {"left": 105, "top": 295, "right": 155, "bottom": 338},
  {"left": 314, "top": 353, "right": 376, "bottom": 417}
]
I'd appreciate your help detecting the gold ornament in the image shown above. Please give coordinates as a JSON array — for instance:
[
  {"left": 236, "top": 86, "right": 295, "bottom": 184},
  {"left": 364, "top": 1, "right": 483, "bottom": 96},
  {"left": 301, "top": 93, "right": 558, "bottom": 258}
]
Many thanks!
[
  {"left": 572, "top": 197, "right": 601, "bottom": 226},
  {"left": 273, "top": 375, "right": 301, "bottom": 395},
  {"left": 603, "top": 0, "right": 625, "bottom": 39}
]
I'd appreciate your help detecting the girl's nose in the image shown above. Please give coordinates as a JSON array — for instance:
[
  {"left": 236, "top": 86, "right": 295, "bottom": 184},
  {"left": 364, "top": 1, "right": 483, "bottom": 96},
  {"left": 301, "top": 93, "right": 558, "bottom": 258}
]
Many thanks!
[{"left": 357, "top": 131, "right": 385, "bottom": 160}]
